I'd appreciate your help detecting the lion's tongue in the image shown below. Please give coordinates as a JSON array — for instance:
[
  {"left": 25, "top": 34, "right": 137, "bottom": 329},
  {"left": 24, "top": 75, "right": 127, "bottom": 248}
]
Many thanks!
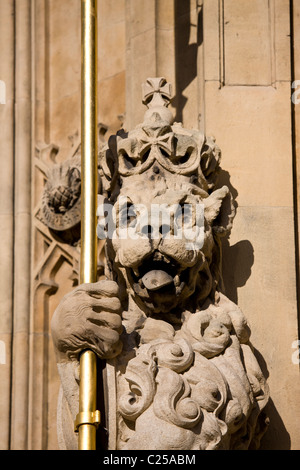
[{"left": 141, "top": 270, "right": 174, "bottom": 291}]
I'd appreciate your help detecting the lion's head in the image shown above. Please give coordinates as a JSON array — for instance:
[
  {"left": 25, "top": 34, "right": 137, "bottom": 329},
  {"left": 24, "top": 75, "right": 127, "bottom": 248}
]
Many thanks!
[{"left": 97, "top": 79, "right": 235, "bottom": 319}]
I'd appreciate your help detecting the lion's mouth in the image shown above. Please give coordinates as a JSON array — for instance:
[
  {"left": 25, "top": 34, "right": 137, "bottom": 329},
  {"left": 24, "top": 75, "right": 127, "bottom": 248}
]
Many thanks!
[{"left": 129, "top": 251, "right": 185, "bottom": 295}]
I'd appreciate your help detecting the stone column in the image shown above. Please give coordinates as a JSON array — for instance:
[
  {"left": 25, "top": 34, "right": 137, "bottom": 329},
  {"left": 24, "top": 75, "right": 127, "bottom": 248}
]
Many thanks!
[
  {"left": 10, "top": 0, "right": 32, "bottom": 450},
  {"left": 0, "top": 0, "right": 15, "bottom": 450}
]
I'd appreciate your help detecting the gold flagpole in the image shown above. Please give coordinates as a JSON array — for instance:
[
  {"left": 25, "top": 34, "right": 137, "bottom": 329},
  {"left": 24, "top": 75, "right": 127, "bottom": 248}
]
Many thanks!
[{"left": 75, "top": 0, "right": 100, "bottom": 450}]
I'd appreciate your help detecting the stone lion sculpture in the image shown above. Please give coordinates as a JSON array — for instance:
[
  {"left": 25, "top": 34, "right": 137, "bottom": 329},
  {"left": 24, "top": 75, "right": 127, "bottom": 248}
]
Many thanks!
[{"left": 51, "top": 78, "right": 269, "bottom": 450}]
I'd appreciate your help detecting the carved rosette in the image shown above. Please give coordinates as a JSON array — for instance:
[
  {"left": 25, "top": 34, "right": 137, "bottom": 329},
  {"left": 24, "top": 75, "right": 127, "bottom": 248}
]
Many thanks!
[
  {"left": 39, "top": 155, "right": 81, "bottom": 244},
  {"left": 38, "top": 124, "right": 108, "bottom": 246}
]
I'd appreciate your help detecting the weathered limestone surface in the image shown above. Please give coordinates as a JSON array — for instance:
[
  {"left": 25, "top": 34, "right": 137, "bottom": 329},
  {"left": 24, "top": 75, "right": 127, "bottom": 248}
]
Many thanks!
[{"left": 0, "top": 0, "right": 299, "bottom": 450}]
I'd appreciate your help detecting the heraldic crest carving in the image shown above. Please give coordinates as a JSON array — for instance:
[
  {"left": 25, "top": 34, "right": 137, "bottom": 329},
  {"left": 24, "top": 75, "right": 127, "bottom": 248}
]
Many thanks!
[{"left": 51, "top": 78, "right": 269, "bottom": 450}]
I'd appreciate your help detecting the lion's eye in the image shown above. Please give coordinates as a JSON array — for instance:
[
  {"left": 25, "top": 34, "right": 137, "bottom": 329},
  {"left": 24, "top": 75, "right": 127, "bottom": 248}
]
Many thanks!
[
  {"left": 120, "top": 203, "right": 137, "bottom": 227},
  {"left": 174, "top": 203, "right": 193, "bottom": 227}
]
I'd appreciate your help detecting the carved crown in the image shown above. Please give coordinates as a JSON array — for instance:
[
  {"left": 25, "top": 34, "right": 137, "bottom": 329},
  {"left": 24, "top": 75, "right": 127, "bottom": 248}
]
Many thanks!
[{"left": 100, "top": 77, "right": 221, "bottom": 198}]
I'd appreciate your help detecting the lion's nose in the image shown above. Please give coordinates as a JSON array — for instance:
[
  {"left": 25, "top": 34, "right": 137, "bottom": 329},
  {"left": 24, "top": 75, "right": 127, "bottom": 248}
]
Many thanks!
[
  {"left": 140, "top": 224, "right": 170, "bottom": 239},
  {"left": 141, "top": 225, "right": 153, "bottom": 238}
]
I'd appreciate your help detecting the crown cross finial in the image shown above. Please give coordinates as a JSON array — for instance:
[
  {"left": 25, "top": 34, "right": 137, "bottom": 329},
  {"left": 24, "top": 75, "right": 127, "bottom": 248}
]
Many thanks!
[{"left": 142, "top": 77, "right": 172, "bottom": 109}]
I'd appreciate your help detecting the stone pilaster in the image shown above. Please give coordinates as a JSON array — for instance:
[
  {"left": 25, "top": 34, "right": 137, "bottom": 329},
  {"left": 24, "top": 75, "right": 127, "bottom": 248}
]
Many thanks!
[
  {"left": 10, "top": 0, "right": 32, "bottom": 450},
  {"left": 0, "top": 0, "right": 15, "bottom": 450}
]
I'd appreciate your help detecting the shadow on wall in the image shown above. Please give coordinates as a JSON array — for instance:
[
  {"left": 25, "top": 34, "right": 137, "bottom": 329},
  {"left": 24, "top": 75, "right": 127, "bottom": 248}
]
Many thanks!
[
  {"left": 219, "top": 169, "right": 291, "bottom": 449},
  {"left": 173, "top": 0, "right": 203, "bottom": 122},
  {"left": 222, "top": 238, "right": 254, "bottom": 305},
  {"left": 251, "top": 346, "right": 291, "bottom": 449},
  {"left": 218, "top": 168, "right": 246, "bottom": 305},
  {"left": 255, "top": 351, "right": 291, "bottom": 450}
]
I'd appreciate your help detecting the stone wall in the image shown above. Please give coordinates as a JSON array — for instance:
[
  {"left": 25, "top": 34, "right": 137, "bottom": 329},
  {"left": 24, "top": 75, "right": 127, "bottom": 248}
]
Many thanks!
[{"left": 0, "top": 0, "right": 299, "bottom": 450}]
